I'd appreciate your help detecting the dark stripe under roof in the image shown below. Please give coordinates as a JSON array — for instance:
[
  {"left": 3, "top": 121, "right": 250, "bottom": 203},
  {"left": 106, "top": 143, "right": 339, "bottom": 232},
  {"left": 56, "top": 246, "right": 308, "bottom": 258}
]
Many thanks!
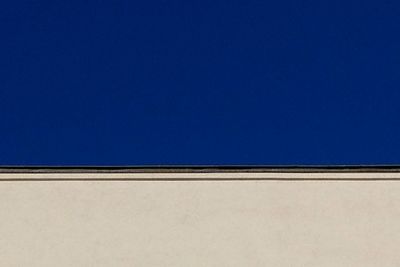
[{"left": 0, "top": 165, "right": 400, "bottom": 173}]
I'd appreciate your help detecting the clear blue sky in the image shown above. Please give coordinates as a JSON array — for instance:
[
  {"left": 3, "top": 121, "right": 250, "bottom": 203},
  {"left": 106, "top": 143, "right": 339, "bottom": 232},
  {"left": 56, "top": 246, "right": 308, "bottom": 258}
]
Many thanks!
[{"left": 1, "top": 0, "right": 399, "bottom": 165}]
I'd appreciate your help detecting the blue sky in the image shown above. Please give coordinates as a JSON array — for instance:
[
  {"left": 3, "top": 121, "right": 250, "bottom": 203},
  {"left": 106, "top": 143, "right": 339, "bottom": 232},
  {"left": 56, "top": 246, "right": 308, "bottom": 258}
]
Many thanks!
[{"left": 1, "top": 0, "right": 400, "bottom": 165}]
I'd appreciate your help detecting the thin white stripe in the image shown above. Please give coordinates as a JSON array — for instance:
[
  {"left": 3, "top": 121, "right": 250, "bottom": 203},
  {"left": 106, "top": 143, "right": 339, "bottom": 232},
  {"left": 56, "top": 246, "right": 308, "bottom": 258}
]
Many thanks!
[{"left": 0, "top": 172, "right": 400, "bottom": 180}]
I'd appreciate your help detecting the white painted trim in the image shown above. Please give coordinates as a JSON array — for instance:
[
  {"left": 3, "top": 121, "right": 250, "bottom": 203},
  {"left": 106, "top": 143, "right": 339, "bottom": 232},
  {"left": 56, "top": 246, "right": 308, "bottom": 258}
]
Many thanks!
[{"left": 1, "top": 171, "right": 400, "bottom": 180}]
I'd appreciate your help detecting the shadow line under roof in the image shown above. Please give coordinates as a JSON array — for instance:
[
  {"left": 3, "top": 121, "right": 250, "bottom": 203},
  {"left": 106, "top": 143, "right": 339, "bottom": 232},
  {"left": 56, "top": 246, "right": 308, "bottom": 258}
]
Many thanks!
[{"left": 0, "top": 165, "right": 400, "bottom": 181}]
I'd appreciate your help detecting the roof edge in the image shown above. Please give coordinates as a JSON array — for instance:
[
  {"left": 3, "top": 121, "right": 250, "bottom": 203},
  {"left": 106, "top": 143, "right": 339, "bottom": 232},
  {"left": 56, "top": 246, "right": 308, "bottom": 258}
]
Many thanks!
[{"left": 1, "top": 165, "right": 400, "bottom": 173}]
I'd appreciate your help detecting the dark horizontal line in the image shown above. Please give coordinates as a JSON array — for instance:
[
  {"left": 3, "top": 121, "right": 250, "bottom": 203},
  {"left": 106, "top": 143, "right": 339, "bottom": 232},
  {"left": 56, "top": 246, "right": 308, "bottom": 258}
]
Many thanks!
[
  {"left": 1, "top": 178, "right": 400, "bottom": 182},
  {"left": 1, "top": 165, "right": 400, "bottom": 173}
]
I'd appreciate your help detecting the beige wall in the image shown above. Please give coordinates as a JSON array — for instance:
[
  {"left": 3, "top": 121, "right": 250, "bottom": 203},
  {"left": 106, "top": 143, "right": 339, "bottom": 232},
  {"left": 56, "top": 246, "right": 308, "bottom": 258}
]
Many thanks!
[{"left": 1, "top": 173, "right": 400, "bottom": 266}]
